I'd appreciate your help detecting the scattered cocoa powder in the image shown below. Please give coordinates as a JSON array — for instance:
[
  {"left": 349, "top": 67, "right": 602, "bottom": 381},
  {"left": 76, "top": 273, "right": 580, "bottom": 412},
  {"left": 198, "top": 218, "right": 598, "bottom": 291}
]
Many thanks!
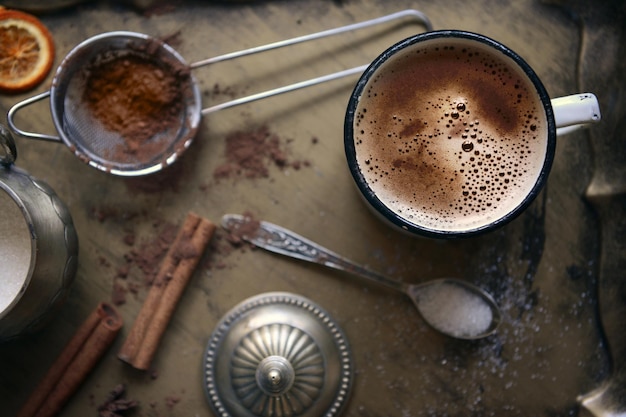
[
  {"left": 224, "top": 211, "right": 261, "bottom": 246},
  {"left": 160, "top": 31, "right": 183, "bottom": 49},
  {"left": 196, "top": 211, "right": 262, "bottom": 272},
  {"left": 165, "top": 395, "right": 181, "bottom": 408},
  {"left": 110, "top": 219, "right": 178, "bottom": 305},
  {"left": 173, "top": 240, "right": 201, "bottom": 261},
  {"left": 94, "top": 206, "right": 264, "bottom": 304},
  {"left": 123, "top": 234, "right": 135, "bottom": 246},
  {"left": 205, "top": 82, "right": 238, "bottom": 100},
  {"left": 97, "top": 384, "right": 138, "bottom": 417},
  {"left": 125, "top": 220, "right": 179, "bottom": 286},
  {"left": 83, "top": 53, "right": 187, "bottom": 163},
  {"left": 93, "top": 210, "right": 179, "bottom": 305},
  {"left": 141, "top": 2, "right": 178, "bottom": 17},
  {"left": 111, "top": 280, "right": 127, "bottom": 306},
  {"left": 91, "top": 205, "right": 144, "bottom": 223},
  {"left": 108, "top": 215, "right": 249, "bottom": 301},
  {"left": 91, "top": 206, "right": 125, "bottom": 223},
  {"left": 213, "top": 125, "right": 310, "bottom": 180},
  {"left": 117, "top": 264, "right": 130, "bottom": 279},
  {"left": 99, "top": 256, "right": 111, "bottom": 268},
  {"left": 200, "top": 233, "right": 234, "bottom": 270}
]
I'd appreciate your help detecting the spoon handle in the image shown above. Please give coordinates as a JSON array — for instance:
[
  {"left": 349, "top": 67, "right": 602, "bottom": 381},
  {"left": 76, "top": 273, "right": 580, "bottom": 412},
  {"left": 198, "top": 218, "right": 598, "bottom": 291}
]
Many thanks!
[{"left": 221, "top": 214, "right": 407, "bottom": 293}]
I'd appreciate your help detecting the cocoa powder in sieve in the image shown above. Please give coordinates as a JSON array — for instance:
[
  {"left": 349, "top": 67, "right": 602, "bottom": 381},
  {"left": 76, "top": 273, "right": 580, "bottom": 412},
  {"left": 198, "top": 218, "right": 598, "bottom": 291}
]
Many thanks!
[{"left": 83, "top": 54, "right": 185, "bottom": 162}]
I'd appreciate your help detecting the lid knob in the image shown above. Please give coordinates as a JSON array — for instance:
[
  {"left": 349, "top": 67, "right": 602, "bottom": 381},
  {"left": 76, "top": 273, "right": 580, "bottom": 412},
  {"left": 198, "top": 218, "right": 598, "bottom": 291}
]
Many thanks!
[{"left": 256, "top": 355, "right": 295, "bottom": 396}]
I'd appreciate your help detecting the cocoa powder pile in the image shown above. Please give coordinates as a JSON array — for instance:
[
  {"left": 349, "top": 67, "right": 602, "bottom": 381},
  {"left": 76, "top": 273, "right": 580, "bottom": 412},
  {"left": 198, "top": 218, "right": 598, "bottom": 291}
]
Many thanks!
[
  {"left": 213, "top": 125, "right": 310, "bottom": 180},
  {"left": 83, "top": 54, "right": 185, "bottom": 162}
]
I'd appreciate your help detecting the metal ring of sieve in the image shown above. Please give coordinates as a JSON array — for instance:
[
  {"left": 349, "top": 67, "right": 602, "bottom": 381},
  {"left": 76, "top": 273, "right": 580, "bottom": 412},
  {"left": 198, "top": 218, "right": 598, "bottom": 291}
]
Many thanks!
[
  {"left": 7, "top": 9, "right": 432, "bottom": 176},
  {"left": 54, "top": 32, "right": 202, "bottom": 176}
]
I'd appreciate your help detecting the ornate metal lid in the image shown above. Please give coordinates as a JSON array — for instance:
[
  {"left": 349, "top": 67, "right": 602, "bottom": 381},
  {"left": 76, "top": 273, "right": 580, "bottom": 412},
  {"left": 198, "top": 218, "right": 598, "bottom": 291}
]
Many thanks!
[{"left": 203, "top": 292, "right": 353, "bottom": 417}]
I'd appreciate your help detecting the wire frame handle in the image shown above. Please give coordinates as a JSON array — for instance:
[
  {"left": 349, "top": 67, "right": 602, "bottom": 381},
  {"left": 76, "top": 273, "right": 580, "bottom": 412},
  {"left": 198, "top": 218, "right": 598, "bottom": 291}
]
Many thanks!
[{"left": 194, "top": 9, "right": 433, "bottom": 115}]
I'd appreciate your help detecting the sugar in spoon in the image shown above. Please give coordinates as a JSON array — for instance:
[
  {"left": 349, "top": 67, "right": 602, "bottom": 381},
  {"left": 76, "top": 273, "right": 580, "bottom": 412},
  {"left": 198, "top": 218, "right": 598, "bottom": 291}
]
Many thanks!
[{"left": 221, "top": 214, "right": 501, "bottom": 340}]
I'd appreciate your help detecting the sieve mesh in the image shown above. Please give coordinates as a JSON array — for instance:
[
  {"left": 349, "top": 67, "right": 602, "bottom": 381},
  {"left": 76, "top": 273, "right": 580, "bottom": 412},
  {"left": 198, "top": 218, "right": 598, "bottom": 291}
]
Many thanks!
[{"left": 49, "top": 32, "right": 201, "bottom": 176}]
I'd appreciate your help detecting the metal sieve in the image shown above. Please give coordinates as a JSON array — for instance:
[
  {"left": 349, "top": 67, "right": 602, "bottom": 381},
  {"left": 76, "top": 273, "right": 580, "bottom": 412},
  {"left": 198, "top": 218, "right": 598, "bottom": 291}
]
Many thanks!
[{"left": 8, "top": 9, "right": 432, "bottom": 176}]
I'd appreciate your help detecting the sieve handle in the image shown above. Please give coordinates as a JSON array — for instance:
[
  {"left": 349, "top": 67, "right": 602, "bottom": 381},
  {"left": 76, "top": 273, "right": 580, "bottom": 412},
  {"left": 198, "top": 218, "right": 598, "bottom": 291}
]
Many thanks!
[
  {"left": 201, "top": 65, "right": 369, "bottom": 115},
  {"left": 195, "top": 9, "right": 433, "bottom": 115},
  {"left": 7, "top": 91, "right": 63, "bottom": 143},
  {"left": 190, "top": 9, "right": 432, "bottom": 69}
]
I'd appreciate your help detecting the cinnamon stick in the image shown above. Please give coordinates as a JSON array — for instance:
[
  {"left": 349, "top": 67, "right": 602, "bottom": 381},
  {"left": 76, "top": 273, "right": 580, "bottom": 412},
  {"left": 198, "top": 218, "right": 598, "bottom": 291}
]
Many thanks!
[
  {"left": 17, "top": 302, "right": 123, "bottom": 417},
  {"left": 118, "top": 212, "right": 215, "bottom": 370}
]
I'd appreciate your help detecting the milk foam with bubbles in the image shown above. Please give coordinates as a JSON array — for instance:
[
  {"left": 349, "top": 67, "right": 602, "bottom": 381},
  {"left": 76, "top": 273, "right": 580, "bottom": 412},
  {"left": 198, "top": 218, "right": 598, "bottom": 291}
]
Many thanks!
[{"left": 354, "top": 39, "right": 548, "bottom": 232}]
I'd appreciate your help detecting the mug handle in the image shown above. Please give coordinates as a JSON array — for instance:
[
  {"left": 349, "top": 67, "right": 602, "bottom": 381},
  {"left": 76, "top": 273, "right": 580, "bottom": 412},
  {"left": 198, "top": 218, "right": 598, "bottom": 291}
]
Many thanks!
[{"left": 551, "top": 93, "right": 601, "bottom": 136}]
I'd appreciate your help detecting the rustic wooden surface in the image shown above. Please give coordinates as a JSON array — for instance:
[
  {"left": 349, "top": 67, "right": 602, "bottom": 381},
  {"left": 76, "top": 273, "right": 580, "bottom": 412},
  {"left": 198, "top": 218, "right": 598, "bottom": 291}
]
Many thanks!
[{"left": 0, "top": 0, "right": 622, "bottom": 416}]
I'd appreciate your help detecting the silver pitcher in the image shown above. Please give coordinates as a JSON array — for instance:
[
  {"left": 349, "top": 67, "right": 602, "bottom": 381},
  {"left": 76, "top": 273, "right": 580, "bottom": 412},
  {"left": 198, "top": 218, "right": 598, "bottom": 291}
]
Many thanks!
[{"left": 0, "top": 124, "right": 78, "bottom": 342}]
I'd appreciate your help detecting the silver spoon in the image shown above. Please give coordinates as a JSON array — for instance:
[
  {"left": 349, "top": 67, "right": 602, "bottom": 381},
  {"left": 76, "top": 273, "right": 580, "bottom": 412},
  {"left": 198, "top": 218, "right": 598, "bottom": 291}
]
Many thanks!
[{"left": 221, "top": 214, "right": 501, "bottom": 340}]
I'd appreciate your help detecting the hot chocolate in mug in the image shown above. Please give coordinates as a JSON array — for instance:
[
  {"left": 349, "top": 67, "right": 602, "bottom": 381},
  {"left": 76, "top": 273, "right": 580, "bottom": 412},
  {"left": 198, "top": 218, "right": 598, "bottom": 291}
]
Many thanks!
[
  {"left": 0, "top": 125, "right": 78, "bottom": 341},
  {"left": 344, "top": 30, "right": 601, "bottom": 238}
]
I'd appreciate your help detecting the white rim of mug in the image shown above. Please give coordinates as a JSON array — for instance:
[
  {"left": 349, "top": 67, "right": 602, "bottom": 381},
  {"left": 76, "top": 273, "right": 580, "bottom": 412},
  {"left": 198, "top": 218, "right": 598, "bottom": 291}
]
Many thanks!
[{"left": 344, "top": 30, "right": 557, "bottom": 238}]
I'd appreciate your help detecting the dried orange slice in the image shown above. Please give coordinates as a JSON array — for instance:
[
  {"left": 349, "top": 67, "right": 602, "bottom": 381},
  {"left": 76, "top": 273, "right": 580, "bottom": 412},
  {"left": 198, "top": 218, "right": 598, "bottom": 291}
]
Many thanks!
[{"left": 0, "top": 7, "right": 54, "bottom": 93}]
